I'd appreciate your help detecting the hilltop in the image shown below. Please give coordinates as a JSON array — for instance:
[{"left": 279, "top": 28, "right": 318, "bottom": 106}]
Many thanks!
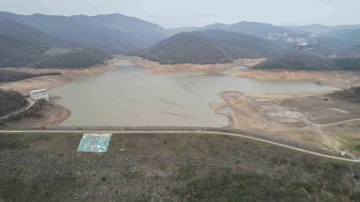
[
  {"left": 131, "top": 29, "right": 284, "bottom": 64},
  {"left": 0, "top": 11, "right": 168, "bottom": 54}
]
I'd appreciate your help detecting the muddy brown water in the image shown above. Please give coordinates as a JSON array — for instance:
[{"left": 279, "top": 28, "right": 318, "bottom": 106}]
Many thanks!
[{"left": 49, "top": 60, "right": 336, "bottom": 127}]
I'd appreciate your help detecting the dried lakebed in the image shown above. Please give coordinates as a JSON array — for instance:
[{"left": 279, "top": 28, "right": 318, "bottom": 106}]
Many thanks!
[{"left": 49, "top": 61, "right": 335, "bottom": 127}]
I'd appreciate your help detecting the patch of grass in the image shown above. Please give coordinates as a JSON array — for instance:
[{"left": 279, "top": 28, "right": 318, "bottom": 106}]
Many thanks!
[
  {"left": 353, "top": 145, "right": 360, "bottom": 151},
  {"left": 177, "top": 172, "right": 319, "bottom": 202},
  {"left": 43, "top": 48, "right": 72, "bottom": 56},
  {"left": 178, "top": 165, "right": 196, "bottom": 180}
]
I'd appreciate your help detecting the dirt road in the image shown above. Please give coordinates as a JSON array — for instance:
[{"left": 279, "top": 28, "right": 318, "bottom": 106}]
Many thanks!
[
  {"left": 317, "top": 117, "right": 360, "bottom": 127},
  {"left": 1, "top": 130, "right": 357, "bottom": 162}
]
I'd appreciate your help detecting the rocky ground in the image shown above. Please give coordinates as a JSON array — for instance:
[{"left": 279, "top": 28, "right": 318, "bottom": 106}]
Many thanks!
[{"left": 0, "top": 132, "right": 359, "bottom": 202}]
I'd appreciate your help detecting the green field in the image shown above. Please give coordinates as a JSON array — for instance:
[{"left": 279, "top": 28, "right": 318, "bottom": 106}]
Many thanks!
[
  {"left": 1, "top": 132, "right": 359, "bottom": 201},
  {"left": 43, "top": 48, "right": 73, "bottom": 56}
]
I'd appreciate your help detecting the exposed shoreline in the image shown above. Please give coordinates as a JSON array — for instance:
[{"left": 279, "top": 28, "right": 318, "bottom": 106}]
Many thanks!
[
  {"left": 1, "top": 96, "right": 70, "bottom": 129},
  {"left": 0, "top": 57, "right": 120, "bottom": 128},
  {"left": 2, "top": 55, "right": 360, "bottom": 133},
  {"left": 120, "top": 55, "right": 360, "bottom": 89},
  {"left": 230, "top": 69, "right": 360, "bottom": 89},
  {"left": 0, "top": 56, "right": 119, "bottom": 95},
  {"left": 209, "top": 90, "right": 360, "bottom": 156},
  {"left": 118, "top": 55, "right": 266, "bottom": 74}
]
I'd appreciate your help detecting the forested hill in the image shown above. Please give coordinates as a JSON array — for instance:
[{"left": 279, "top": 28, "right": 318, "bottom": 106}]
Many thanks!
[
  {"left": 0, "top": 11, "right": 168, "bottom": 54},
  {"left": 254, "top": 52, "right": 360, "bottom": 71},
  {"left": 130, "top": 29, "right": 285, "bottom": 64},
  {"left": 0, "top": 17, "right": 110, "bottom": 68},
  {"left": 0, "top": 17, "right": 77, "bottom": 48}
]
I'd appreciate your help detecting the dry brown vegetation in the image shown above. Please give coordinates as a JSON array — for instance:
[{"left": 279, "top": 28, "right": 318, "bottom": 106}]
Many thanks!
[{"left": 0, "top": 132, "right": 359, "bottom": 201}]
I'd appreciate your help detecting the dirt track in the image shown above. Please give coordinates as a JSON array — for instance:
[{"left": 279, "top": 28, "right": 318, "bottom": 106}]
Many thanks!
[{"left": 1, "top": 129, "right": 356, "bottom": 162}]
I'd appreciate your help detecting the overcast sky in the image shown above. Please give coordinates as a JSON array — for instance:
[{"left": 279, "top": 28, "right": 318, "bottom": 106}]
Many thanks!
[{"left": 0, "top": 0, "right": 359, "bottom": 28}]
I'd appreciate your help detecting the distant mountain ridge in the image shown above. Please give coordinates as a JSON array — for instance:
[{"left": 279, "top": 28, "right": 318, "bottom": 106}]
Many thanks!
[
  {"left": 169, "top": 22, "right": 321, "bottom": 53},
  {"left": 283, "top": 24, "right": 360, "bottom": 34},
  {"left": 0, "top": 17, "right": 110, "bottom": 68},
  {"left": 1, "top": 10, "right": 360, "bottom": 69},
  {"left": 130, "top": 29, "right": 285, "bottom": 64},
  {"left": 0, "top": 11, "right": 169, "bottom": 54}
]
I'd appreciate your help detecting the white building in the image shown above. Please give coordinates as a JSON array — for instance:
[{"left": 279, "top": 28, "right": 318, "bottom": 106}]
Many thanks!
[{"left": 29, "top": 89, "right": 49, "bottom": 102}]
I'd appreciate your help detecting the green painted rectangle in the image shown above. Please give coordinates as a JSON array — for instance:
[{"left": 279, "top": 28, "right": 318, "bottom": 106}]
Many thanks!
[{"left": 77, "top": 133, "right": 112, "bottom": 152}]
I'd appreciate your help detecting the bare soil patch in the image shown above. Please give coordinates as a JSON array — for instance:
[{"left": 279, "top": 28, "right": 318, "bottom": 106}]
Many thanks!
[
  {"left": 283, "top": 94, "right": 360, "bottom": 124},
  {"left": 211, "top": 91, "right": 360, "bottom": 154}
]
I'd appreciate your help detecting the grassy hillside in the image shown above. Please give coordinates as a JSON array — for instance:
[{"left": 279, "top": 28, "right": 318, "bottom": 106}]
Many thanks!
[
  {"left": 254, "top": 52, "right": 360, "bottom": 70},
  {"left": 0, "top": 89, "right": 28, "bottom": 117},
  {"left": 0, "top": 132, "right": 359, "bottom": 201},
  {"left": 131, "top": 29, "right": 284, "bottom": 64},
  {"left": 0, "top": 69, "right": 60, "bottom": 82}
]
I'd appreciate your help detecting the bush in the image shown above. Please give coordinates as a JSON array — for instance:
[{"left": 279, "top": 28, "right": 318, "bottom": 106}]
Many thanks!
[{"left": 332, "top": 86, "right": 360, "bottom": 102}]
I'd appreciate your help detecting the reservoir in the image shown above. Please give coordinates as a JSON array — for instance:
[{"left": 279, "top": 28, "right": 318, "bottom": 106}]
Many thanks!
[{"left": 49, "top": 61, "right": 336, "bottom": 127}]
